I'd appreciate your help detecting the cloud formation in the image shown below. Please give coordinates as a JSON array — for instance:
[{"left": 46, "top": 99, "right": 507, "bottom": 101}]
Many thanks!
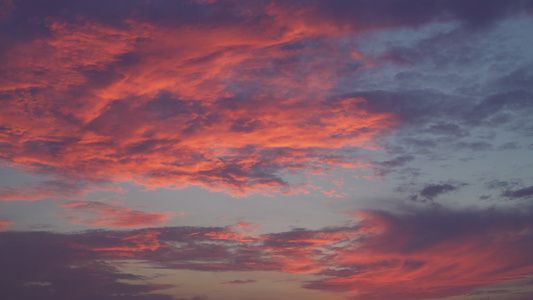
[
  {"left": 0, "top": 220, "right": 13, "bottom": 231},
  {"left": 502, "top": 185, "right": 533, "bottom": 199},
  {"left": 58, "top": 201, "right": 171, "bottom": 228},
  {"left": 0, "top": 0, "right": 406, "bottom": 198},
  {"left": 2, "top": 207, "right": 533, "bottom": 299},
  {"left": 3, "top": 0, "right": 533, "bottom": 199},
  {"left": 0, "top": 230, "right": 175, "bottom": 300}
]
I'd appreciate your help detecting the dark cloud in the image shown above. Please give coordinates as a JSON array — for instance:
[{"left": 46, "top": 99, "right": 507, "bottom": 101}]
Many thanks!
[
  {"left": 341, "top": 90, "right": 472, "bottom": 129},
  {"left": 420, "top": 183, "right": 458, "bottom": 199},
  {"left": 493, "top": 65, "right": 533, "bottom": 92},
  {"left": 0, "top": 231, "right": 175, "bottom": 300},
  {"left": 308, "top": 0, "right": 533, "bottom": 32},
  {"left": 466, "top": 90, "right": 533, "bottom": 126},
  {"left": 498, "top": 142, "right": 520, "bottom": 150},
  {"left": 409, "top": 182, "right": 467, "bottom": 203},
  {"left": 484, "top": 179, "right": 522, "bottom": 190},
  {"left": 370, "top": 155, "right": 415, "bottom": 177},
  {"left": 482, "top": 180, "right": 533, "bottom": 201},
  {"left": 425, "top": 122, "right": 470, "bottom": 138},
  {"left": 377, "top": 155, "right": 414, "bottom": 168},
  {"left": 456, "top": 141, "right": 493, "bottom": 151},
  {"left": 502, "top": 185, "right": 533, "bottom": 199}
]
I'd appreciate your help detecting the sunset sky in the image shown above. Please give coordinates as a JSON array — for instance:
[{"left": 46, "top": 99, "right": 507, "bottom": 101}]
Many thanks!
[{"left": 1, "top": 1, "right": 533, "bottom": 299}]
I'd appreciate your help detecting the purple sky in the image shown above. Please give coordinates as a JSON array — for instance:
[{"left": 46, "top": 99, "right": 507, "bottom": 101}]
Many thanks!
[{"left": 1, "top": 1, "right": 533, "bottom": 299}]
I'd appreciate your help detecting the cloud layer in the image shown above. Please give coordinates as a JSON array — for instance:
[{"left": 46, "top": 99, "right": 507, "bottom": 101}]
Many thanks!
[
  {"left": 2, "top": 207, "right": 533, "bottom": 299},
  {"left": 0, "top": 0, "right": 407, "bottom": 198},
  {"left": 2, "top": 2, "right": 533, "bottom": 300},
  {"left": 3, "top": 0, "right": 533, "bottom": 200}
]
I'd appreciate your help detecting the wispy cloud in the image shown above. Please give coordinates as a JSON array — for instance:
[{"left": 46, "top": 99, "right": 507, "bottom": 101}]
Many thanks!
[
  {"left": 0, "top": 0, "right": 403, "bottom": 197},
  {"left": 220, "top": 279, "right": 257, "bottom": 285},
  {"left": 2, "top": 0, "right": 533, "bottom": 198},
  {"left": 58, "top": 201, "right": 171, "bottom": 228},
  {"left": 0, "top": 220, "right": 13, "bottom": 231}
]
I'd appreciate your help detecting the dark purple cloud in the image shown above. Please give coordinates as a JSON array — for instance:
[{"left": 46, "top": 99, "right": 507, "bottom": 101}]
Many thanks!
[
  {"left": 0, "top": 231, "right": 175, "bottom": 300},
  {"left": 420, "top": 183, "right": 459, "bottom": 199},
  {"left": 502, "top": 185, "right": 533, "bottom": 199},
  {"left": 407, "top": 182, "right": 467, "bottom": 204}
]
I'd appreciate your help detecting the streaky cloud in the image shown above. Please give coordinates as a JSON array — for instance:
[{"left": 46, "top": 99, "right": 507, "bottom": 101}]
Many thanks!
[{"left": 2, "top": 207, "right": 533, "bottom": 299}]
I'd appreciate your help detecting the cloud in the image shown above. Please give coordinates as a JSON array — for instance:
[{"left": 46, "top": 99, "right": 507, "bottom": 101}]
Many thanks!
[
  {"left": 483, "top": 181, "right": 533, "bottom": 201},
  {"left": 0, "top": 231, "right": 176, "bottom": 300},
  {"left": 175, "top": 297, "right": 207, "bottom": 300},
  {"left": 0, "top": 180, "right": 89, "bottom": 201},
  {"left": 0, "top": 220, "right": 13, "bottom": 231},
  {"left": 502, "top": 185, "right": 533, "bottom": 199},
  {"left": 220, "top": 279, "right": 257, "bottom": 285},
  {"left": 2, "top": 0, "right": 532, "bottom": 198},
  {"left": 276, "top": 0, "right": 533, "bottom": 35},
  {"left": 58, "top": 201, "right": 171, "bottom": 228},
  {"left": 484, "top": 180, "right": 522, "bottom": 190},
  {"left": 376, "top": 155, "right": 414, "bottom": 168},
  {"left": 420, "top": 183, "right": 459, "bottom": 199},
  {"left": 0, "top": 0, "right": 404, "bottom": 197},
  {"left": 456, "top": 141, "right": 493, "bottom": 151},
  {"left": 3, "top": 206, "right": 533, "bottom": 299},
  {"left": 409, "top": 182, "right": 466, "bottom": 203},
  {"left": 304, "top": 208, "right": 533, "bottom": 299}
]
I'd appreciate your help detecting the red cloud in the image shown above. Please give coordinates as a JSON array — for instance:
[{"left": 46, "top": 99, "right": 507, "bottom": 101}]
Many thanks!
[
  {"left": 0, "top": 2, "right": 398, "bottom": 198},
  {"left": 58, "top": 201, "right": 171, "bottom": 228},
  {"left": 0, "top": 220, "right": 13, "bottom": 231},
  {"left": 303, "top": 209, "right": 533, "bottom": 299}
]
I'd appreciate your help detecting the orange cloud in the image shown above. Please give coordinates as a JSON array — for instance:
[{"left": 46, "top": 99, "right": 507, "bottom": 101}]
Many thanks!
[{"left": 58, "top": 201, "right": 171, "bottom": 228}]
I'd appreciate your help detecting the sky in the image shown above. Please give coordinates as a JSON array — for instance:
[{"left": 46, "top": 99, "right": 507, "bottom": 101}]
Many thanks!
[{"left": 1, "top": 0, "right": 533, "bottom": 299}]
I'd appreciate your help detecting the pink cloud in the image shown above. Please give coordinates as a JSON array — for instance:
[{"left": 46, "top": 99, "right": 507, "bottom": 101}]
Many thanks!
[
  {"left": 0, "top": 220, "right": 13, "bottom": 231},
  {"left": 303, "top": 209, "right": 533, "bottom": 299},
  {"left": 0, "top": 180, "right": 89, "bottom": 201},
  {"left": 0, "top": 2, "right": 398, "bottom": 197},
  {"left": 58, "top": 201, "right": 171, "bottom": 228}
]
